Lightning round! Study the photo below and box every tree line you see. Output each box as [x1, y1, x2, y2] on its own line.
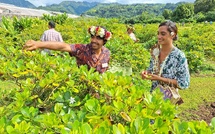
[37, 1, 215, 24]
[84, 1, 215, 24]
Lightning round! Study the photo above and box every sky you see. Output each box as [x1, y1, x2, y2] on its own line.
[28, 0, 194, 7]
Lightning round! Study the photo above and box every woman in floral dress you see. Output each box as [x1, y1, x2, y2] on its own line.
[141, 20, 190, 104]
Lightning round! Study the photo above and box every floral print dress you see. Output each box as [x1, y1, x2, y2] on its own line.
[147, 46, 190, 92]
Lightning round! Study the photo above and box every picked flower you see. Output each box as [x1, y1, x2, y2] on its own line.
[153, 47, 160, 57]
[69, 97, 76, 104]
[88, 26, 112, 40]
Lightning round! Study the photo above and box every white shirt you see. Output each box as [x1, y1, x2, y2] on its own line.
[129, 33, 137, 42]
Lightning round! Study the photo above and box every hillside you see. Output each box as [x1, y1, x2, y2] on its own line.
[0, 0, 35, 8]
[36, 2, 187, 19]
[37, 1, 99, 15]
[0, 3, 79, 19]
[84, 3, 179, 18]
[0, 0, 191, 20]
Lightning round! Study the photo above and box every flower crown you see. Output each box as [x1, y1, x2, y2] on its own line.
[88, 26, 112, 40]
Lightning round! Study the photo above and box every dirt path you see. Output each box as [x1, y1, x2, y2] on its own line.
[180, 102, 215, 124]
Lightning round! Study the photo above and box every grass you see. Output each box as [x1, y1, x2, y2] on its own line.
[179, 76, 215, 109]
[178, 75, 215, 122]
[178, 59, 215, 110]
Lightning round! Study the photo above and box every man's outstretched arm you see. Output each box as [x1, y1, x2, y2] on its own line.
[24, 40, 71, 52]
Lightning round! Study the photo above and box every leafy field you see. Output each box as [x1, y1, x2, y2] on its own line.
[1, 75, 215, 124]
[0, 15, 215, 133]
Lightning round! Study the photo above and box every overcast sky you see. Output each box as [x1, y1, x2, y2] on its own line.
[28, 0, 194, 7]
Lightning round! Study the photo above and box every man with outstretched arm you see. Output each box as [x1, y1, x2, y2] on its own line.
[24, 26, 112, 74]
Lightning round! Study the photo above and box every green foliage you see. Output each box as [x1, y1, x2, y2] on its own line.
[172, 3, 194, 22]
[85, 4, 168, 18]
[0, 0, 35, 8]
[37, 1, 99, 15]
[35, 1, 215, 23]
[162, 9, 172, 19]
[211, 117, 215, 131]
[0, 16, 17, 36]
[7, 0, 215, 24]
[13, 17, 33, 33]
[34, 1, 215, 24]
[193, 11, 215, 23]
[84, 3, 176, 24]
[194, 0, 215, 13]
[0, 17, 215, 133]
[185, 51, 205, 73]
[194, 12, 206, 22]
[205, 11, 215, 21]
[176, 23, 215, 72]
[41, 13, 68, 25]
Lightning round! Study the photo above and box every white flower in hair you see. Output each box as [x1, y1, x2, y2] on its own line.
[88, 26, 112, 40]
[99, 28, 105, 37]
[90, 26, 96, 35]
[170, 32, 174, 36]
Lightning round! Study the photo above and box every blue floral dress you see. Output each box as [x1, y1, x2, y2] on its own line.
[147, 46, 190, 92]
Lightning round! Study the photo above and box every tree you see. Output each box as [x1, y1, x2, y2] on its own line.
[205, 11, 215, 21]
[194, 12, 206, 22]
[172, 3, 194, 21]
[194, 0, 215, 13]
[141, 12, 153, 23]
[162, 9, 172, 19]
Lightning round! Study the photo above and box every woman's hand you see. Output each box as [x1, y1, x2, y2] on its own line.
[141, 71, 161, 81]
[141, 71, 151, 79]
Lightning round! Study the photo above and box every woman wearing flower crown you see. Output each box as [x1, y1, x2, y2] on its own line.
[141, 20, 190, 104]
[24, 26, 112, 73]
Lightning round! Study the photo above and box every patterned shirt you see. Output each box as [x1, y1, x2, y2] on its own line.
[147, 46, 190, 91]
[69, 44, 110, 73]
[40, 29, 63, 42]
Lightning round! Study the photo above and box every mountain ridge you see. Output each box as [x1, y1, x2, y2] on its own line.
[37, 1, 99, 15]
[0, 0, 35, 8]
[0, 0, 194, 19]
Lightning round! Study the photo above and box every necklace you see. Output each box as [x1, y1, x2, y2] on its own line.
[158, 46, 174, 76]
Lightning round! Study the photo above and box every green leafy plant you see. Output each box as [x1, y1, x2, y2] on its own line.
[0, 16, 215, 133]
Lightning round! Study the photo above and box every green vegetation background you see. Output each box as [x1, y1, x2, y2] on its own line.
[0, 15, 215, 133]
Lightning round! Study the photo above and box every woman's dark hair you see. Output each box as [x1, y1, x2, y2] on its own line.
[48, 21, 55, 28]
[159, 20, 178, 41]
